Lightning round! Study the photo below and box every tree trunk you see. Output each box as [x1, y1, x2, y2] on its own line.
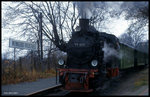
[48, 50, 51, 70]
[33, 56, 37, 70]
[19, 57, 22, 71]
[30, 51, 33, 71]
[134, 49, 137, 69]
[37, 40, 40, 59]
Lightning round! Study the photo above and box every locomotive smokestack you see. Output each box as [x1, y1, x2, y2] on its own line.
[79, 19, 89, 31]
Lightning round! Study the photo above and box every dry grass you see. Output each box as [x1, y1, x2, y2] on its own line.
[2, 66, 56, 85]
[134, 68, 148, 89]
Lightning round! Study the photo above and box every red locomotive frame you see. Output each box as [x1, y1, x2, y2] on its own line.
[57, 68, 98, 92]
[57, 67, 119, 92]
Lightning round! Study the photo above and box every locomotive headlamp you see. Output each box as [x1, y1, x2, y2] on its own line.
[91, 60, 98, 67]
[58, 59, 64, 65]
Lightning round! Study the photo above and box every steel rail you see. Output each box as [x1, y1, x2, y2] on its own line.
[26, 84, 62, 96]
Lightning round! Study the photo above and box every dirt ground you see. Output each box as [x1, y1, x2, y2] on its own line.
[56, 67, 149, 96]
[100, 68, 149, 96]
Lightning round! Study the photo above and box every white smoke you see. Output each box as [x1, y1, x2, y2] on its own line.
[74, 2, 111, 19]
[73, 1, 147, 19]
[102, 42, 120, 63]
[74, 2, 94, 19]
[73, 2, 123, 19]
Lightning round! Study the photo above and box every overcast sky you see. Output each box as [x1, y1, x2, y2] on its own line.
[1, 1, 149, 59]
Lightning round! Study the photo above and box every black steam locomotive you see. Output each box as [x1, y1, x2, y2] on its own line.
[57, 19, 120, 92]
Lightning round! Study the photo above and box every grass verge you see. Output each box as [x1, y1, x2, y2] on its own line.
[133, 68, 148, 89]
[2, 66, 56, 85]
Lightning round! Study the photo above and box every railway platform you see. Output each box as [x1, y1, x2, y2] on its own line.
[1, 76, 60, 96]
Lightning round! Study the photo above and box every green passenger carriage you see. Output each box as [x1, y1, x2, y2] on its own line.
[119, 42, 148, 70]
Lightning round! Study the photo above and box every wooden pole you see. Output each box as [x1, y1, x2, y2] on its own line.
[39, 12, 43, 72]
[39, 12, 43, 60]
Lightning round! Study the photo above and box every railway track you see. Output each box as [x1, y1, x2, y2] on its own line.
[26, 84, 70, 96]
[26, 66, 147, 96]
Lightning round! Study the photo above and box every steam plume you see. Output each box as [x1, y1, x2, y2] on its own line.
[102, 42, 120, 63]
[74, 2, 96, 19]
[73, 2, 122, 19]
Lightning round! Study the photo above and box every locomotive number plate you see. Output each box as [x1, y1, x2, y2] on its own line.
[74, 43, 86, 47]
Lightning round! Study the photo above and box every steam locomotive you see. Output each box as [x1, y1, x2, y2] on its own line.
[57, 19, 120, 92]
[57, 19, 148, 92]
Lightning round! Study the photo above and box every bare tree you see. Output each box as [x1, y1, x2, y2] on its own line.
[2, 1, 81, 71]
[116, 2, 148, 47]
[136, 40, 149, 53]
[119, 28, 147, 47]
[119, 33, 133, 46]
[90, 4, 112, 32]
[120, 2, 148, 21]
[2, 1, 81, 52]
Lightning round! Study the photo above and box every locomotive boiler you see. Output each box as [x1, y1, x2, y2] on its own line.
[57, 19, 120, 92]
